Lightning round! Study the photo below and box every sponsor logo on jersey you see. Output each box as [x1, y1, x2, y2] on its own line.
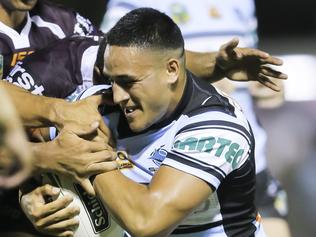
[10, 50, 34, 66]
[74, 13, 94, 36]
[5, 61, 44, 95]
[148, 145, 168, 172]
[74, 183, 110, 233]
[149, 145, 167, 166]
[174, 136, 244, 169]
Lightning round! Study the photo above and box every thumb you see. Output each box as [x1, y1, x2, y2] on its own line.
[87, 93, 114, 107]
[220, 37, 240, 60]
[223, 37, 239, 54]
[78, 178, 96, 196]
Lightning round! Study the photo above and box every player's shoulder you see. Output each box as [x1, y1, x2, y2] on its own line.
[30, 0, 76, 20]
[30, 0, 97, 36]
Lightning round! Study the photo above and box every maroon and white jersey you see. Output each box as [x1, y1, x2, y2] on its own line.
[4, 35, 102, 98]
[0, 0, 99, 79]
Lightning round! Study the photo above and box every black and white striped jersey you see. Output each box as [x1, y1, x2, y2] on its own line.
[0, 0, 99, 79]
[105, 72, 264, 236]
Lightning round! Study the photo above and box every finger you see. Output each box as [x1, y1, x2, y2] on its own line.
[39, 195, 74, 218]
[85, 140, 113, 153]
[91, 128, 108, 142]
[260, 66, 288, 80]
[40, 230, 74, 237]
[221, 37, 240, 54]
[43, 218, 79, 232]
[89, 150, 117, 162]
[58, 231, 75, 237]
[86, 161, 119, 175]
[38, 184, 61, 199]
[239, 48, 270, 59]
[78, 178, 95, 196]
[258, 74, 281, 92]
[82, 150, 117, 171]
[260, 56, 283, 66]
[36, 205, 80, 228]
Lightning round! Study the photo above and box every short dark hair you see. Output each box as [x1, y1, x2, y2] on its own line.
[107, 7, 184, 51]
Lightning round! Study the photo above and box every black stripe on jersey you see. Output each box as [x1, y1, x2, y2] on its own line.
[176, 120, 252, 144]
[187, 105, 237, 119]
[166, 152, 225, 183]
[171, 150, 226, 178]
[172, 220, 223, 234]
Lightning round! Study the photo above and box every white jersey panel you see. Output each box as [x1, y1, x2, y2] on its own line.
[31, 15, 66, 39]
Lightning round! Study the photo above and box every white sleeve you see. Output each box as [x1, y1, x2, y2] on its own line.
[162, 120, 252, 190]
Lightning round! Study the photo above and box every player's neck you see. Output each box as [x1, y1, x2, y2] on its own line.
[166, 72, 187, 118]
[0, 7, 27, 30]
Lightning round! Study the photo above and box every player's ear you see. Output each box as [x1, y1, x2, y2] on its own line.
[166, 58, 180, 84]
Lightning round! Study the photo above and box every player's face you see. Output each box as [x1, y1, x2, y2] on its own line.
[0, 0, 38, 11]
[104, 45, 176, 132]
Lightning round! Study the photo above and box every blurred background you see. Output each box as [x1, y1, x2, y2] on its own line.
[52, 0, 316, 236]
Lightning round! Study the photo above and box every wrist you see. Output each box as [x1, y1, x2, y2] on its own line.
[30, 142, 52, 174]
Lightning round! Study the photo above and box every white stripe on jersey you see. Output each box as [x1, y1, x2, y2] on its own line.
[31, 15, 66, 39]
[0, 13, 32, 49]
[80, 45, 99, 87]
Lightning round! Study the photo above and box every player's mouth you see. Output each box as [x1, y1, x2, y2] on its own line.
[123, 106, 139, 118]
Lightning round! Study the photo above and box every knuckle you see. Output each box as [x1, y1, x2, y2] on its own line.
[30, 210, 40, 219]
[72, 206, 80, 215]
[72, 218, 80, 226]
[43, 184, 52, 192]
[35, 219, 44, 228]
[61, 196, 73, 206]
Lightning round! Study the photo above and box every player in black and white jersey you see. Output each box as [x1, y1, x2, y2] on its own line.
[10, 16, 288, 237]
[0, 0, 99, 80]
[102, 3, 290, 236]
[90, 8, 264, 236]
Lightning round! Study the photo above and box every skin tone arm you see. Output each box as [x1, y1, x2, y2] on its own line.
[185, 38, 288, 91]
[0, 81, 109, 135]
[0, 84, 32, 188]
[93, 166, 211, 237]
[1, 81, 118, 195]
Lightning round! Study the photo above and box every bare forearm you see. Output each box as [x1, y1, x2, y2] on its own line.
[185, 50, 224, 82]
[94, 172, 172, 237]
[0, 81, 63, 127]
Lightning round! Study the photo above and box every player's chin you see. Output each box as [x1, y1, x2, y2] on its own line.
[128, 120, 150, 133]
[16, 0, 38, 10]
